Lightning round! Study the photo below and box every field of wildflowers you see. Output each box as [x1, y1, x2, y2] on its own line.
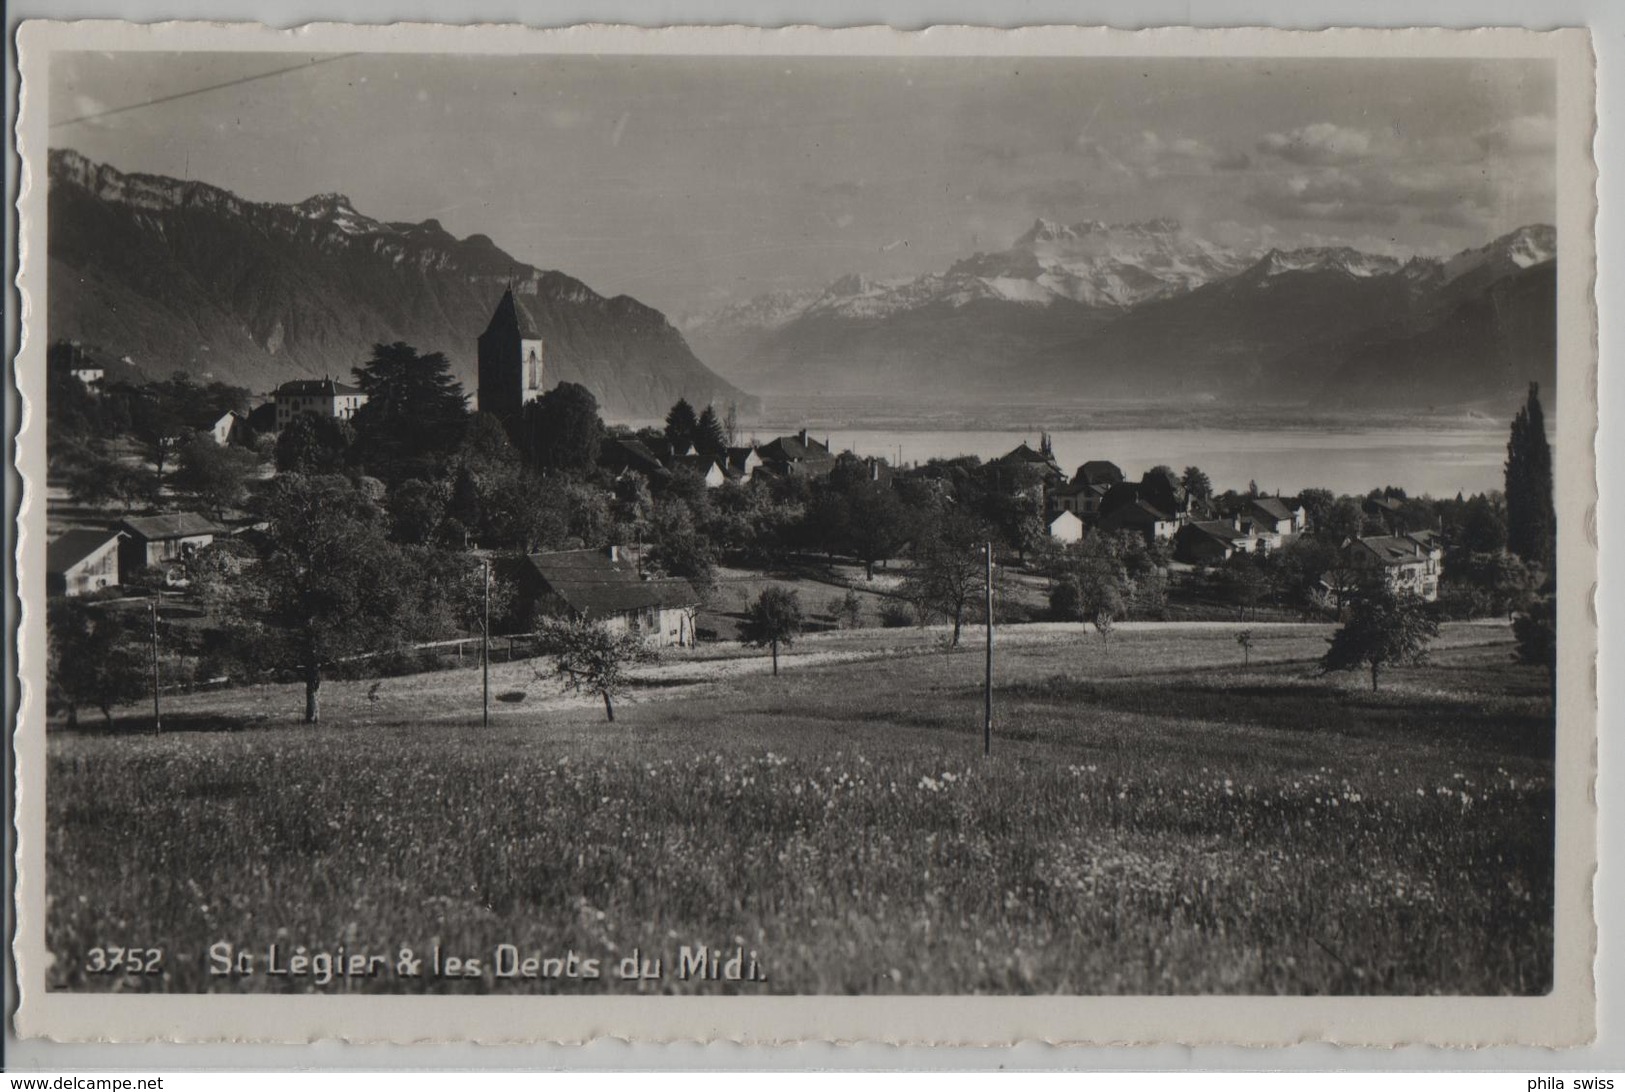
[46, 623, 1553, 994]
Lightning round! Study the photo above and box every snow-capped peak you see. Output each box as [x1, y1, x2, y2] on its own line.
[1246, 246, 1403, 281]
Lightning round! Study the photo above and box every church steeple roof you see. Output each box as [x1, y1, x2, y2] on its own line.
[482, 287, 543, 340]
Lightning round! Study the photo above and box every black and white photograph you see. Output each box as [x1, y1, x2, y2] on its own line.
[10, 21, 1598, 1046]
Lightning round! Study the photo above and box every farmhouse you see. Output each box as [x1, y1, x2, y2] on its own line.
[515, 546, 700, 647]
[116, 512, 221, 580]
[477, 288, 547, 422]
[274, 378, 367, 429]
[1096, 498, 1181, 542]
[47, 529, 123, 597]
[1331, 533, 1444, 602]
[1174, 519, 1255, 564]
[189, 408, 249, 447]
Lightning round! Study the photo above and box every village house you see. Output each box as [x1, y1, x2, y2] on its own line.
[1046, 459, 1125, 522]
[724, 446, 763, 480]
[1173, 514, 1286, 564]
[477, 288, 548, 422]
[671, 454, 727, 488]
[599, 436, 668, 479]
[514, 545, 700, 647]
[1096, 498, 1182, 542]
[116, 512, 221, 581]
[1326, 533, 1444, 603]
[49, 340, 113, 390]
[273, 377, 367, 429]
[757, 430, 836, 477]
[1244, 495, 1307, 535]
[1047, 510, 1085, 543]
[185, 408, 251, 447]
[47, 529, 124, 597]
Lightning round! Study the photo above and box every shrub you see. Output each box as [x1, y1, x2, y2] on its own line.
[877, 600, 914, 628]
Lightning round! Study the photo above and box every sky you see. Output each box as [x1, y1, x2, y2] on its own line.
[48, 51, 1556, 319]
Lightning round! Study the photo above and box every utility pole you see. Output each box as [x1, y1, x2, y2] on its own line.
[983, 541, 993, 758]
[150, 592, 162, 732]
[482, 556, 491, 728]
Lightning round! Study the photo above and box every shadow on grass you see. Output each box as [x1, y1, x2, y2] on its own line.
[1004, 662, 1555, 759]
[52, 710, 276, 736]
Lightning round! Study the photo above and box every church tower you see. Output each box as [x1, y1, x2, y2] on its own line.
[477, 288, 546, 422]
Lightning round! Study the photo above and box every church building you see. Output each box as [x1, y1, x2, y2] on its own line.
[477, 288, 547, 421]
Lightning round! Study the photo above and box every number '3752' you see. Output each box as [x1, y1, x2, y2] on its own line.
[86, 947, 163, 974]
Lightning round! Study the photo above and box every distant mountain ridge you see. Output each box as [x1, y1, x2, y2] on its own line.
[685, 218, 1555, 413]
[47, 148, 753, 419]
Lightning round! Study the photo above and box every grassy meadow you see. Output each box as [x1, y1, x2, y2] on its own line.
[46, 621, 1554, 995]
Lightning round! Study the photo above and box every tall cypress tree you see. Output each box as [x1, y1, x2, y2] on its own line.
[1504, 381, 1555, 570]
[664, 397, 698, 454]
[695, 404, 728, 460]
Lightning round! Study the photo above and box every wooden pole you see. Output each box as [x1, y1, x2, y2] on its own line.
[983, 542, 993, 758]
[150, 592, 162, 731]
[482, 557, 491, 728]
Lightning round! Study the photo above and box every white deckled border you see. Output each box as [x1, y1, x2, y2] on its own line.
[10, 19, 1599, 1046]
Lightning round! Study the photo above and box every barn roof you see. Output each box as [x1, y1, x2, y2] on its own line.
[118, 512, 222, 541]
[524, 548, 701, 616]
[1248, 496, 1296, 521]
[47, 528, 123, 574]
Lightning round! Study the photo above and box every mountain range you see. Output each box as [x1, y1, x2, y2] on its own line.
[684, 217, 1556, 413]
[46, 149, 752, 419]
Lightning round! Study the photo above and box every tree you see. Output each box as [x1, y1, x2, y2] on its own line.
[47, 599, 148, 728]
[844, 480, 914, 580]
[65, 451, 150, 513]
[172, 435, 261, 519]
[274, 412, 352, 475]
[1181, 466, 1214, 503]
[535, 617, 657, 721]
[1297, 487, 1336, 531]
[828, 587, 864, 629]
[740, 587, 803, 675]
[260, 474, 416, 723]
[387, 478, 450, 546]
[648, 498, 717, 594]
[350, 342, 469, 484]
[1236, 629, 1254, 667]
[1505, 382, 1555, 570]
[1318, 496, 1365, 544]
[664, 398, 699, 454]
[903, 506, 989, 647]
[694, 404, 729, 460]
[522, 381, 604, 472]
[1320, 587, 1440, 692]
[1512, 595, 1557, 691]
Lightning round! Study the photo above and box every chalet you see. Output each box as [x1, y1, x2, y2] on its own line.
[515, 546, 700, 647]
[274, 378, 367, 429]
[47, 529, 123, 597]
[1329, 533, 1444, 603]
[48, 340, 113, 390]
[758, 430, 836, 477]
[116, 512, 221, 580]
[1246, 496, 1306, 535]
[1047, 510, 1085, 543]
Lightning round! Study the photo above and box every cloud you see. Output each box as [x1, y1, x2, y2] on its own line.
[1474, 114, 1556, 157]
[1214, 150, 1252, 171]
[1256, 122, 1379, 166]
[1243, 159, 1514, 230]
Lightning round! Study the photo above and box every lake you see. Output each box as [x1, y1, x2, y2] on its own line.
[750, 424, 1516, 498]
